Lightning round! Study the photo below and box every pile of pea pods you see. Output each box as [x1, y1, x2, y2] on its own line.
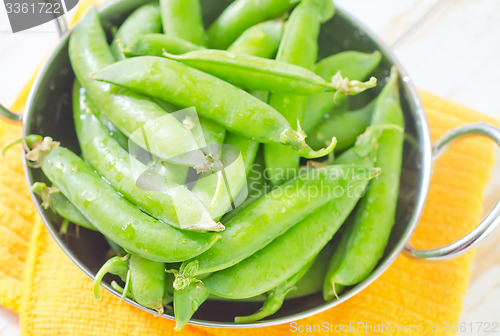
[25, 0, 405, 330]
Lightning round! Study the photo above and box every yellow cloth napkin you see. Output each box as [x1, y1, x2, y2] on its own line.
[0, 2, 498, 334]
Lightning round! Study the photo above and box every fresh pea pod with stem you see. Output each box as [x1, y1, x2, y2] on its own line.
[308, 98, 376, 152]
[234, 257, 314, 323]
[160, 0, 205, 46]
[94, 56, 335, 159]
[220, 151, 270, 223]
[263, 0, 335, 186]
[323, 68, 405, 301]
[24, 136, 220, 262]
[74, 83, 222, 231]
[227, 19, 284, 58]
[93, 255, 129, 300]
[31, 182, 96, 231]
[69, 7, 206, 167]
[163, 50, 376, 95]
[207, 0, 300, 50]
[202, 157, 377, 298]
[110, 3, 162, 60]
[123, 34, 202, 57]
[191, 162, 378, 276]
[191, 133, 259, 220]
[303, 51, 382, 133]
[93, 254, 166, 314]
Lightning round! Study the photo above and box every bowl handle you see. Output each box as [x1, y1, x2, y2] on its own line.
[405, 122, 500, 261]
[0, 104, 23, 122]
[0, 3, 67, 124]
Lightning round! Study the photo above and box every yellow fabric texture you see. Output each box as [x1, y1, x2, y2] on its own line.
[0, 1, 498, 334]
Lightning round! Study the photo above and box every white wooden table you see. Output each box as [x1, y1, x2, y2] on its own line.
[1, 1, 499, 335]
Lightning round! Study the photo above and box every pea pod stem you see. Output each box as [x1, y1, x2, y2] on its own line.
[331, 72, 377, 98]
[121, 270, 132, 300]
[307, 98, 376, 152]
[304, 51, 382, 133]
[280, 124, 337, 159]
[31, 182, 96, 231]
[93, 255, 129, 300]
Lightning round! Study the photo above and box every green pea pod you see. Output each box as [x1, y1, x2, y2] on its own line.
[288, 242, 335, 298]
[74, 83, 222, 232]
[207, 0, 300, 49]
[228, 19, 284, 58]
[195, 23, 275, 223]
[205, 252, 321, 302]
[173, 282, 209, 331]
[307, 98, 376, 151]
[32, 182, 96, 231]
[123, 34, 202, 57]
[234, 257, 314, 323]
[323, 68, 404, 300]
[160, 0, 205, 46]
[198, 118, 226, 161]
[264, 0, 336, 186]
[202, 158, 376, 298]
[129, 255, 165, 314]
[193, 163, 378, 276]
[93, 255, 129, 300]
[304, 51, 382, 133]
[94, 255, 166, 314]
[111, 3, 162, 60]
[25, 138, 221, 262]
[192, 133, 259, 220]
[163, 50, 375, 95]
[220, 151, 270, 223]
[93, 56, 335, 159]
[69, 7, 205, 167]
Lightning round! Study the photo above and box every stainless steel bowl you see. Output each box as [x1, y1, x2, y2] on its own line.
[4, 0, 498, 328]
